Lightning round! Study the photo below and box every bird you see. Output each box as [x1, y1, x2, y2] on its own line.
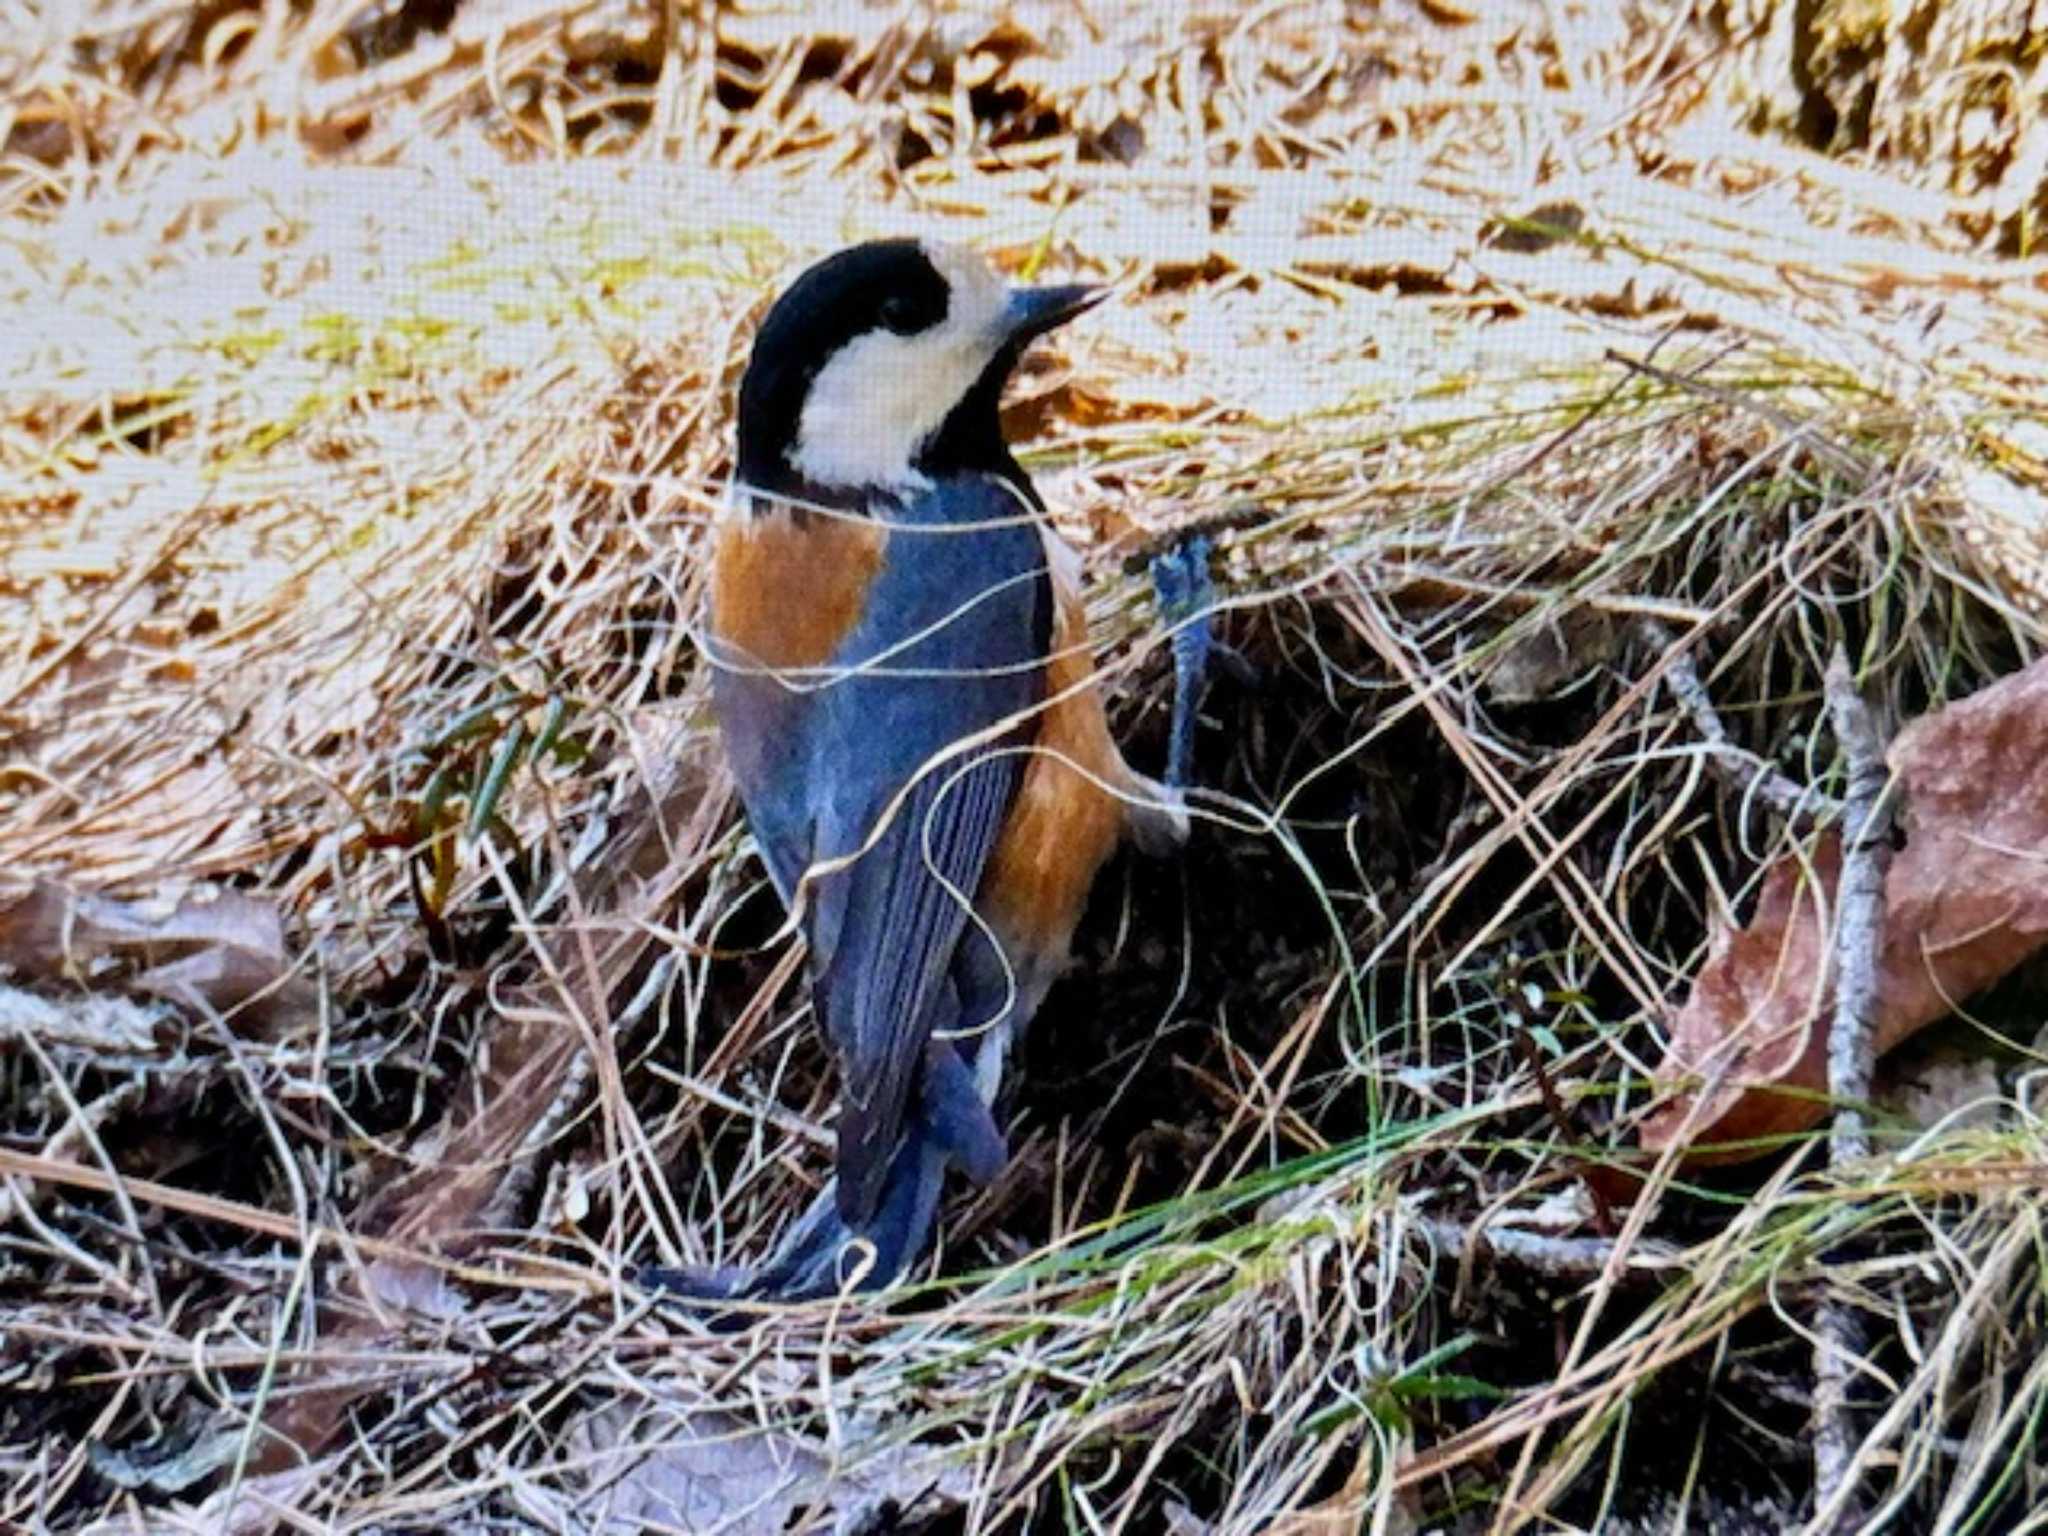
[683, 238, 1186, 1302]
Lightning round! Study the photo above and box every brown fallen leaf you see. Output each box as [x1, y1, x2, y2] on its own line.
[0, 877, 313, 1033]
[1642, 654, 2048, 1159]
[527, 1402, 972, 1536]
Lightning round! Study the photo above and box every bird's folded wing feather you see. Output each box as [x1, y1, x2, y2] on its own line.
[810, 747, 1019, 1223]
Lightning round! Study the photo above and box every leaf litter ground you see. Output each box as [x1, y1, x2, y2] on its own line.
[5, 3, 2048, 1532]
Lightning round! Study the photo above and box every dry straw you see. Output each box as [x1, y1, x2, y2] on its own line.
[4, 2, 2047, 1532]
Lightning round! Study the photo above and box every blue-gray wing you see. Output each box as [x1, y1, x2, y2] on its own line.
[713, 478, 1050, 1226]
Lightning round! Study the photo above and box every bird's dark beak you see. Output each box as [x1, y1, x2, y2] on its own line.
[1001, 282, 1108, 344]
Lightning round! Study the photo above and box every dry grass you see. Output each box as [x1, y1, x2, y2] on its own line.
[5, 2, 2048, 1532]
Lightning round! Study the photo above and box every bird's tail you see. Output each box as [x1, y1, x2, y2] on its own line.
[746, 1132, 952, 1300]
[750, 1039, 1003, 1300]
[643, 1039, 1004, 1308]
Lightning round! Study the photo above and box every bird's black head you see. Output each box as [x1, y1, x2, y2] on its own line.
[735, 239, 1104, 508]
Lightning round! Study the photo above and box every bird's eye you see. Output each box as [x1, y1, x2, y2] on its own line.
[877, 294, 919, 334]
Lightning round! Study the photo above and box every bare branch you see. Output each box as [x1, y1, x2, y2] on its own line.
[1642, 619, 1838, 829]
[1811, 645, 1896, 1534]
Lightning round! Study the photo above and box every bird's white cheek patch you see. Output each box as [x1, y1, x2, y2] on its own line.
[791, 327, 990, 490]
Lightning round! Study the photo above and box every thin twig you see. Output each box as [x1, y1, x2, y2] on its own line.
[1822, 649, 1893, 1163]
[1641, 619, 1839, 828]
[1811, 645, 1895, 1534]
[1511, 1028, 1617, 1237]
[1417, 1215, 1680, 1283]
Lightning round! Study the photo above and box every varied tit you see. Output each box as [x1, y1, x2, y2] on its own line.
[690, 239, 1185, 1301]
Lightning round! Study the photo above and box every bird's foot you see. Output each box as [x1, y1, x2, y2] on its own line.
[1126, 778, 1191, 855]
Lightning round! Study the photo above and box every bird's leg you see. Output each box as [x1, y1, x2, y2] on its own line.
[919, 1034, 1008, 1182]
[1147, 533, 1218, 790]
[1130, 507, 1266, 790]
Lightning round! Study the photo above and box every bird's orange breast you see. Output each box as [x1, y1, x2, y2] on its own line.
[711, 510, 887, 669]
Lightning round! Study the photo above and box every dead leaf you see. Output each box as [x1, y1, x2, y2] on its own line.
[1883, 1050, 2003, 1135]
[1643, 655, 2048, 1158]
[89, 1421, 245, 1494]
[1480, 199, 1589, 254]
[1484, 609, 1620, 704]
[0, 878, 313, 1032]
[543, 1404, 971, 1536]
[75, 1457, 339, 1536]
